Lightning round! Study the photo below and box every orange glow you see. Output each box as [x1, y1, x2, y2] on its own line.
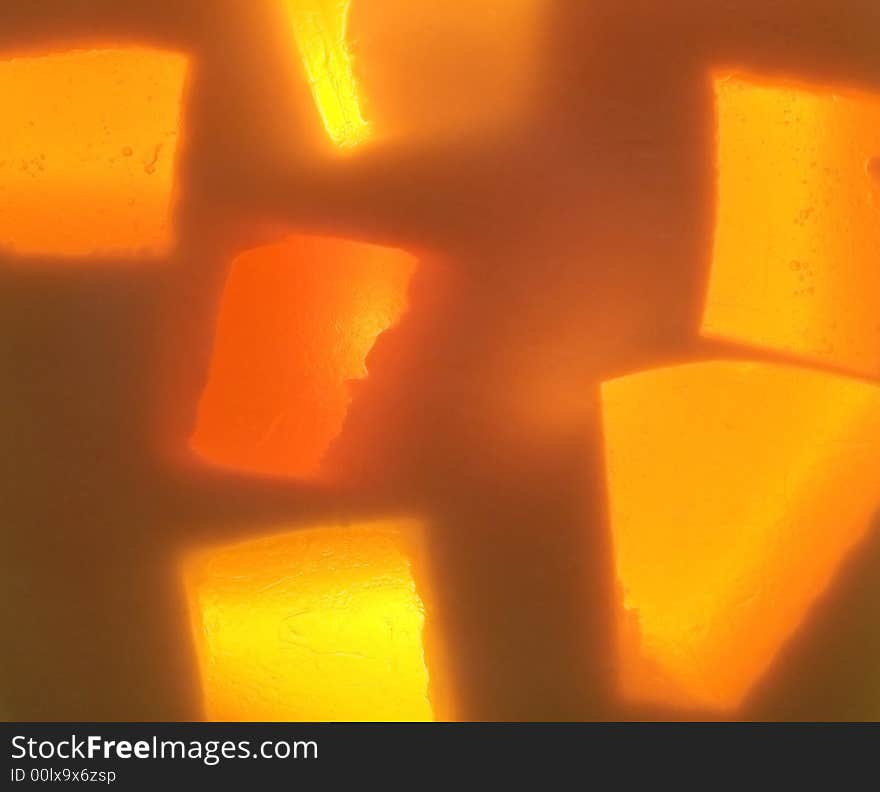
[704, 75, 880, 377]
[0, 48, 187, 259]
[346, 0, 541, 143]
[183, 520, 433, 722]
[287, 0, 370, 148]
[602, 361, 880, 711]
[190, 234, 415, 479]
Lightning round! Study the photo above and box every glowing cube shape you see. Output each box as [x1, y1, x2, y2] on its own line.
[703, 75, 880, 378]
[190, 234, 415, 479]
[602, 361, 880, 710]
[287, 0, 370, 147]
[183, 520, 433, 721]
[0, 48, 188, 258]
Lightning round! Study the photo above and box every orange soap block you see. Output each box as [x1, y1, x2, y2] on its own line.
[0, 48, 188, 259]
[601, 361, 880, 711]
[190, 234, 415, 479]
[703, 75, 880, 378]
[183, 520, 433, 722]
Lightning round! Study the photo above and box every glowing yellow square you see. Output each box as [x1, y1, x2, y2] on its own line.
[183, 520, 433, 722]
[0, 48, 188, 259]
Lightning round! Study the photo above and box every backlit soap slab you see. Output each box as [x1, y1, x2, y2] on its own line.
[704, 75, 880, 378]
[190, 234, 415, 479]
[183, 519, 433, 722]
[0, 48, 188, 259]
[602, 361, 880, 710]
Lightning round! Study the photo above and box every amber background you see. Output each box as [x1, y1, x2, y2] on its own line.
[1, 0, 879, 721]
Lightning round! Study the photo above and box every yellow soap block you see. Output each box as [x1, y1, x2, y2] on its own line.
[703, 75, 880, 378]
[345, 0, 542, 143]
[0, 48, 188, 259]
[183, 520, 433, 722]
[602, 361, 880, 711]
[286, 0, 370, 148]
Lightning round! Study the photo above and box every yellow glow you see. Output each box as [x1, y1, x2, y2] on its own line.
[704, 75, 880, 377]
[287, 0, 370, 148]
[183, 520, 433, 721]
[0, 48, 187, 258]
[602, 361, 880, 711]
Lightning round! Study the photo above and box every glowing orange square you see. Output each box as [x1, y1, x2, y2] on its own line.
[602, 361, 880, 710]
[190, 234, 415, 479]
[703, 75, 880, 378]
[0, 48, 188, 259]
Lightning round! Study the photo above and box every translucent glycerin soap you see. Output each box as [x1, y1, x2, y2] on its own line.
[183, 520, 433, 721]
[704, 75, 880, 378]
[602, 361, 880, 710]
[190, 234, 415, 479]
[0, 48, 188, 259]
